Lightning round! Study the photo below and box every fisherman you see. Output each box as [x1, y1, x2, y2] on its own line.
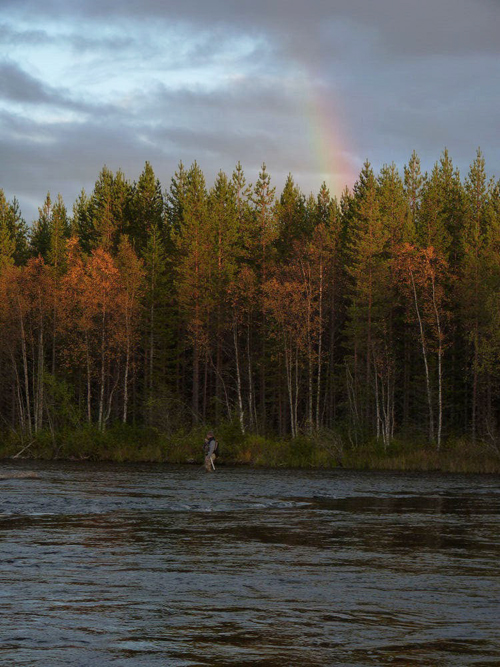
[203, 431, 218, 472]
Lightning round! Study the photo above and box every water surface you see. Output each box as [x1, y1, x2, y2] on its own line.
[1, 462, 499, 665]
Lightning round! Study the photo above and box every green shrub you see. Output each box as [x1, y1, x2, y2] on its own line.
[1, 423, 499, 473]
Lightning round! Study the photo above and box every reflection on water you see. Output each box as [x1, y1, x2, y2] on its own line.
[0, 463, 499, 665]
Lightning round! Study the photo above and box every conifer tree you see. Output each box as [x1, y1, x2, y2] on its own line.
[172, 162, 211, 422]
[116, 236, 145, 423]
[480, 179, 500, 440]
[250, 163, 276, 430]
[90, 166, 131, 251]
[128, 161, 164, 253]
[0, 191, 28, 265]
[142, 219, 170, 426]
[378, 163, 412, 244]
[345, 162, 394, 443]
[30, 192, 52, 260]
[1, 149, 500, 450]
[404, 150, 424, 230]
[460, 149, 490, 439]
[208, 170, 241, 421]
[71, 189, 93, 251]
[275, 174, 307, 257]
[229, 162, 254, 430]
[167, 161, 189, 232]
[314, 183, 342, 429]
[48, 194, 70, 272]
[0, 190, 16, 271]
[231, 161, 253, 248]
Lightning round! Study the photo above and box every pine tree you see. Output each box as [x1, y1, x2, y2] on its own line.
[315, 182, 343, 429]
[128, 161, 164, 254]
[90, 166, 131, 251]
[229, 162, 254, 431]
[208, 170, 242, 421]
[250, 163, 276, 431]
[460, 149, 490, 439]
[419, 150, 464, 263]
[172, 162, 211, 423]
[0, 190, 16, 271]
[142, 220, 171, 426]
[116, 236, 145, 423]
[378, 163, 412, 245]
[30, 192, 52, 260]
[167, 161, 189, 233]
[404, 150, 424, 230]
[48, 194, 70, 272]
[345, 162, 394, 443]
[275, 174, 307, 257]
[0, 191, 28, 265]
[71, 189, 93, 252]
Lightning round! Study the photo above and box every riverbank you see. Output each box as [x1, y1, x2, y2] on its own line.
[1, 424, 499, 474]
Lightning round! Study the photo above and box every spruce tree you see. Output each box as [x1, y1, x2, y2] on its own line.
[128, 161, 164, 254]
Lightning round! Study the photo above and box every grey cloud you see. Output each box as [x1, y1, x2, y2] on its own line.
[1, 0, 499, 222]
[0, 61, 65, 105]
[0, 112, 171, 221]
[340, 51, 500, 166]
[130, 78, 318, 173]
[0, 22, 51, 46]
[3, 0, 499, 57]
[0, 20, 142, 57]
[0, 60, 124, 117]
[147, 79, 296, 122]
[64, 32, 138, 54]
[0, 67, 318, 224]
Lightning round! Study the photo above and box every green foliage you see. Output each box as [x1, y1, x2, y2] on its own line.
[44, 373, 82, 432]
[30, 192, 52, 259]
[128, 161, 164, 254]
[2, 424, 497, 473]
[275, 174, 307, 256]
[0, 189, 28, 267]
[71, 189, 93, 251]
[2, 150, 500, 470]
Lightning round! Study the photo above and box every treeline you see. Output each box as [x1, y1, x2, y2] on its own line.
[1, 149, 500, 452]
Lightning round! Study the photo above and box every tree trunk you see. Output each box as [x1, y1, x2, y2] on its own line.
[431, 273, 443, 450]
[123, 321, 130, 424]
[410, 268, 434, 443]
[98, 311, 106, 431]
[247, 325, 256, 431]
[86, 335, 92, 424]
[284, 339, 295, 438]
[18, 305, 32, 437]
[192, 333, 200, 423]
[233, 319, 245, 433]
[316, 259, 323, 430]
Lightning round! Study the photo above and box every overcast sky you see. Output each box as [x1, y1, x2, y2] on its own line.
[1, 0, 499, 223]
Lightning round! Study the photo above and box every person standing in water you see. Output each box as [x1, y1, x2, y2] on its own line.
[203, 431, 218, 472]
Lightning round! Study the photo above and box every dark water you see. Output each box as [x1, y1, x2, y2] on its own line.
[0, 462, 499, 666]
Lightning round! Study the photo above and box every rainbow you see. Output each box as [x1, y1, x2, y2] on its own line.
[302, 73, 358, 197]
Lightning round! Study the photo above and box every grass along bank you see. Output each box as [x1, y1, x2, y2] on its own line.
[1, 423, 500, 474]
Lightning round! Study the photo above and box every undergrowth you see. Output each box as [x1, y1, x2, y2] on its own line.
[1, 424, 499, 473]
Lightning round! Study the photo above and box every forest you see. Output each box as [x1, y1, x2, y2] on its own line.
[1, 149, 500, 469]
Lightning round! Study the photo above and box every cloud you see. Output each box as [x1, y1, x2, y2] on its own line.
[4, 0, 499, 57]
[0, 0, 499, 222]
[0, 22, 51, 46]
[0, 61, 67, 105]
[0, 60, 128, 122]
[0, 70, 317, 222]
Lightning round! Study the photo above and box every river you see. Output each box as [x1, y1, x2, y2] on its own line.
[0, 462, 499, 665]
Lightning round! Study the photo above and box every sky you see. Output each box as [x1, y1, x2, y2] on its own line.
[1, 0, 499, 223]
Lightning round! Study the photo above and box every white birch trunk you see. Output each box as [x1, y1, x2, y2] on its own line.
[410, 268, 434, 443]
